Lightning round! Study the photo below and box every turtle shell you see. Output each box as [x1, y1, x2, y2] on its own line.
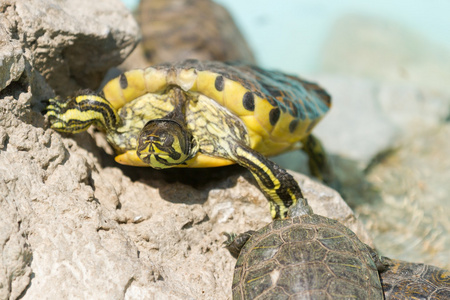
[231, 213, 383, 299]
[100, 60, 331, 167]
[380, 257, 450, 299]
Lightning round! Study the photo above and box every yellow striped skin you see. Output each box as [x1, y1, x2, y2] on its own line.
[46, 60, 331, 219]
[46, 95, 121, 133]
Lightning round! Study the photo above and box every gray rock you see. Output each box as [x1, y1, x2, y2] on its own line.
[1, 0, 139, 96]
[360, 124, 450, 270]
[0, 24, 25, 92]
[280, 75, 450, 168]
[0, 84, 372, 300]
[0, 2, 376, 297]
[313, 76, 400, 165]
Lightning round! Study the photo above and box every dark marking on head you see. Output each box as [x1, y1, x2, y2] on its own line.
[119, 74, 128, 89]
[215, 75, 224, 91]
[242, 92, 255, 111]
[289, 119, 298, 133]
[269, 108, 280, 126]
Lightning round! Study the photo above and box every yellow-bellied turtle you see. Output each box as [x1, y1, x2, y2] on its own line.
[224, 198, 384, 299]
[380, 257, 450, 299]
[45, 60, 332, 219]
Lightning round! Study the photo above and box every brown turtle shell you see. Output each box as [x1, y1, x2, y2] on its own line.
[232, 213, 383, 299]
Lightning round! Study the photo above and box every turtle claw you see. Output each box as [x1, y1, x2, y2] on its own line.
[221, 232, 237, 247]
[222, 230, 255, 259]
[45, 97, 65, 116]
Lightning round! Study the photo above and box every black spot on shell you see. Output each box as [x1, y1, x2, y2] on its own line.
[215, 75, 224, 91]
[243, 92, 255, 111]
[289, 120, 299, 133]
[119, 74, 128, 89]
[269, 108, 280, 126]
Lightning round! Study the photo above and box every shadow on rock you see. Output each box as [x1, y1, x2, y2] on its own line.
[70, 129, 250, 205]
[331, 154, 384, 209]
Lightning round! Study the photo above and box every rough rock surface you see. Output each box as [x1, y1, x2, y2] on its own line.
[1, 0, 139, 97]
[0, 89, 371, 299]
[0, 2, 377, 298]
[0, 8, 372, 296]
[0, 24, 24, 92]
[361, 125, 450, 269]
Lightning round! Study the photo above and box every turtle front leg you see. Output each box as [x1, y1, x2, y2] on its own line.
[45, 95, 121, 133]
[229, 143, 304, 219]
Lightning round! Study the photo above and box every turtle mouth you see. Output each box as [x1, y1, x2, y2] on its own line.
[137, 141, 182, 169]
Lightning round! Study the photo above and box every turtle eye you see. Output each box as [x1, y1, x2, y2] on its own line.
[161, 134, 174, 147]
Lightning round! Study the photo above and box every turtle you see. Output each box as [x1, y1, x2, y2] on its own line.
[379, 256, 450, 299]
[224, 197, 385, 299]
[45, 59, 332, 219]
[224, 200, 450, 300]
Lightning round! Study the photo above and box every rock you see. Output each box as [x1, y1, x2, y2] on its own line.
[360, 124, 450, 269]
[121, 0, 255, 70]
[0, 88, 371, 299]
[312, 76, 450, 269]
[307, 76, 450, 166]
[0, 0, 139, 96]
[0, 110, 372, 299]
[0, 1, 375, 297]
[0, 24, 25, 92]
[312, 76, 400, 165]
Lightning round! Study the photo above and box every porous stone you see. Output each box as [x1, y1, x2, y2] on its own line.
[361, 124, 450, 269]
[0, 0, 139, 96]
[0, 2, 375, 297]
[0, 24, 25, 92]
[0, 91, 371, 299]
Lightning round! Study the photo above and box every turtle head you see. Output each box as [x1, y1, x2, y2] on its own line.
[137, 119, 195, 169]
